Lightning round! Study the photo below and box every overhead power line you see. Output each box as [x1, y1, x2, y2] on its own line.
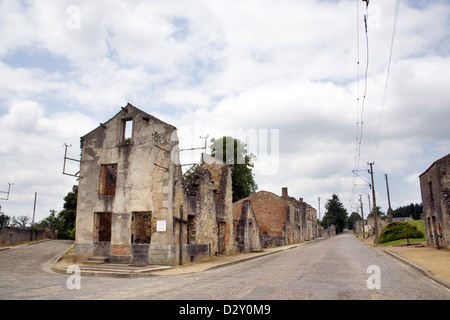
[369, 0, 401, 162]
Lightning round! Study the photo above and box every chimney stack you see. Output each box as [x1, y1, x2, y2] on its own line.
[299, 198, 303, 203]
[282, 187, 288, 199]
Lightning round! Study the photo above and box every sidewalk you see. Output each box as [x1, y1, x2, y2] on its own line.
[359, 236, 450, 290]
[51, 241, 314, 278]
[380, 244, 450, 289]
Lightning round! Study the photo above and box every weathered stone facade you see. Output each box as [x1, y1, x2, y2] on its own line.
[75, 104, 186, 265]
[419, 153, 450, 249]
[366, 213, 388, 237]
[233, 200, 262, 252]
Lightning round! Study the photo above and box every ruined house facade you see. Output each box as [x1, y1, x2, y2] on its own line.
[74, 104, 236, 265]
[419, 153, 450, 249]
[233, 200, 262, 253]
[185, 154, 235, 260]
[75, 104, 187, 264]
[232, 187, 319, 248]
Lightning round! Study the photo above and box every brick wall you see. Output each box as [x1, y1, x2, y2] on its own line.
[233, 190, 287, 248]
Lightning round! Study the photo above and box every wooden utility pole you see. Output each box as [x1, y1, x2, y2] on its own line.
[368, 162, 379, 245]
[385, 173, 393, 223]
[359, 194, 365, 239]
[31, 192, 37, 241]
[318, 197, 321, 221]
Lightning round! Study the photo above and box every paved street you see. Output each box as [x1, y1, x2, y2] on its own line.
[1, 232, 449, 300]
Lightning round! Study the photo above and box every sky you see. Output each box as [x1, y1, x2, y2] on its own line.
[0, 0, 449, 223]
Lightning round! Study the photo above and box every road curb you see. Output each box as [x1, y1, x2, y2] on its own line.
[379, 248, 450, 290]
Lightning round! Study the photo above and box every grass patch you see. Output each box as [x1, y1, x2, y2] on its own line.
[375, 237, 426, 247]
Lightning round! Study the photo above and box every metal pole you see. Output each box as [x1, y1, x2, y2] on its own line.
[359, 194, 365, 239]
[31, 192, 37, 241]
[318, 197, 321, 221]
[368, 162, 379, 245]
[63, 144, 68, 174]
[385, 173, 393, 223]
[179, 206, 183, 265]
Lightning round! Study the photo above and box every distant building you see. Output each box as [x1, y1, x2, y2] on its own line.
[419, 153, 450, 249]
[233, 187, 319, 248]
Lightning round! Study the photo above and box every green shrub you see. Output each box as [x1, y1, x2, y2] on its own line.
[379, 222, 424, 244]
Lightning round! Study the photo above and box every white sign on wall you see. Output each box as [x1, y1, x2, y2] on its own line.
[156, 220, 166, 232]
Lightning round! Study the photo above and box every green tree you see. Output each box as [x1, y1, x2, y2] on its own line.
[210, 136, 258, 202]
[370, 206, 385, 217]
[393, 203, 423, 220]
[0, 212, 11, 227]
[320, 194, 348, 234]
[35, 185, 77, 239]
[348, 211, 361, 230]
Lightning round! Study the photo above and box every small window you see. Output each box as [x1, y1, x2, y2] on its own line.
[99, 164, 117, 196]
[428, 181, 434, 203]
[121, 119, 133, 144]
[131, 212, 152, 244]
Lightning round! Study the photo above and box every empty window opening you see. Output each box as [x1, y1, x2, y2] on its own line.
[99, 164, 117, 196]
[95, 212, 112, 242]
[131, 212, 152, 244]
[187, 215, 196, 244]
[213, 189, 219, 205]
[122, 119, 133, 143]
[428, 181, 434, 203]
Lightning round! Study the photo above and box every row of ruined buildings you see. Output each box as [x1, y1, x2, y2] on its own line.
[74, 104, 324, 265]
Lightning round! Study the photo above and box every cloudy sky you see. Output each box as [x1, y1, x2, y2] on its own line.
[0, 0, 449, 223]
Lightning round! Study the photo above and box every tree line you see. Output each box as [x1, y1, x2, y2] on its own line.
[0, 186, 77, 240]
[320, 194, 423, 234]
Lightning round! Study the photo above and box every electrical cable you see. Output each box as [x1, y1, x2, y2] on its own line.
[369, 0, 401, 162]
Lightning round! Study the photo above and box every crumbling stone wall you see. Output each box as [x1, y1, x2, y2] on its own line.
[0, 227, 57, 246]
[234, 200, 261, 252]
[420, 153, 450, 249]
[235, 190, 287, 248]
[366, 213, 388, 238]
[200, 154, 235, 255]
[74, 104, 182, 265]
[233, 188, 318, 248]
[186, 168, 218, 257]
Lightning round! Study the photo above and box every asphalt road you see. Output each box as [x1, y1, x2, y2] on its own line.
[1, 232, 449, 300]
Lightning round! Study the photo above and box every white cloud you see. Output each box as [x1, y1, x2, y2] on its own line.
[0, 101, 97, 221]
[0, 0, 449, 220]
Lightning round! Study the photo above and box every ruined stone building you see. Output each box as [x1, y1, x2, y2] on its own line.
[366, 213, 387, 237]
[74, 104, 238, 265]
[75, 104, 187, 264]
[185, 153, 235, 260]
[233, 199, 262, 253]
[232, 187, 318, 248]
[420, 153, 450, 249]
